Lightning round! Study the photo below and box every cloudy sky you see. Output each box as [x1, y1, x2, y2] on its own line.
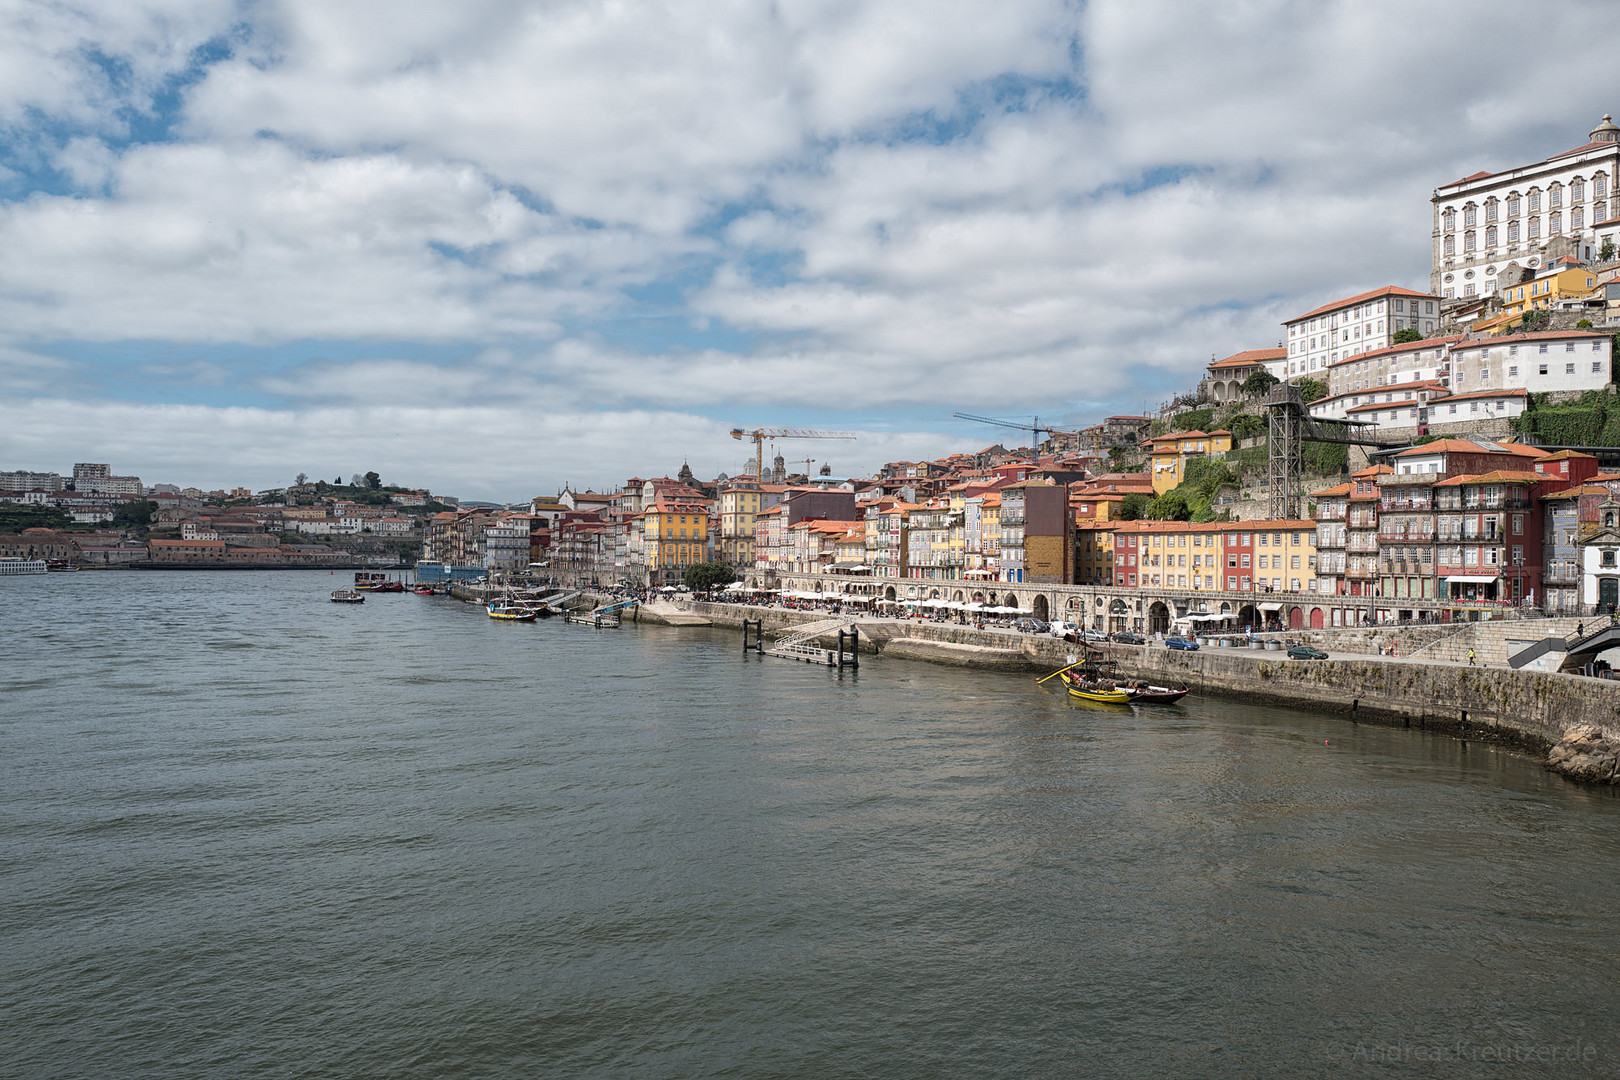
[2, 0, 1616, 500]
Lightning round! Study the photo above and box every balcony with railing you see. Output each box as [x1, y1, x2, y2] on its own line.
[1345, 536, 1380, 553]
[1378, 522, 1436, 541]
[1542, 565, 1579, 586]
[1378, 496, 1434, 511]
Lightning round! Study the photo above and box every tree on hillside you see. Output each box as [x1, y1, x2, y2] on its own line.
[364, 471, 382, 490]
[1392, 327, 1422, 344]
[684, 562, 737, 592]
[1117, 492, 1149, 520]
[1147, 490, 1192, 521]
[112, 500, 157, 529]
[1228, 413, 1265, 442]
[1241, 369, 1278, 398]
[1297, 377, 1327, 403]
[295, 472, 308, 486]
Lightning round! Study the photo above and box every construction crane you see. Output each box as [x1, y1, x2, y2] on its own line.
[788, 457, 817, 477]
[729, 428, 856, 482]
[952, 412, 1076, 445]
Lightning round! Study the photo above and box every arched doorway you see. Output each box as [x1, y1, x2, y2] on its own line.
[1147, 601, 1170, 635]
[929, 588, 940, 599]
[884, 585, 896, 601]
[1032, 595, 1050, 621]
[1236, 603, 1258, 628]
[1288, 607, 1304, 630]
[1003, 592, 1019, 612]
[953, 590, 964, 602]
[987, 592, 998, 606]
[1309, 607, 1324, 629]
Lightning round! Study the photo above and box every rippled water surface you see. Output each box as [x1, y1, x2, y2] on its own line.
[4, 570, 1619, 1078]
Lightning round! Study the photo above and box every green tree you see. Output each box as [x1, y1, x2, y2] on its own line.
[1577, 319, 1594, 329]
[1297, 377, 1327, 403]
[295, 472, 308, 486]
[1170, 408, 1215, 432]
[1228, 412, 1265, 442]
[112, 499, 157, 529]
[1602, 239, 1615, 263]
[1392, 327, 1422, 344]
[364, 471, 382, 490]
[1240, 369, 1279, 398]
[683, 561, 737, 592]
[1147, 490, 1192, 521]
[1117, 492, 1150, 520]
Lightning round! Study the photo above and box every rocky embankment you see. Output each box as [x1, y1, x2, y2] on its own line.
[1546, 725, 1620, 784]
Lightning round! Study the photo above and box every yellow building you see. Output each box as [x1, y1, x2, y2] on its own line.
[1074, 522, 1117, 585]
[1147, 429, 1235, 494]
[717, 482, 762, 569]
[1500, 261, 1599, 318]
[643, 498, 711, 582]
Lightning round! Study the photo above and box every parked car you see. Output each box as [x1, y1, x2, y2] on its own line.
[1013, 618, 1050, 634]
[1287, 644, 1330, 660]
[1081, 628, 1110, 644]
[1046, 620, 1081, 642]
[1164, 635, 1199, 651]
[1111, 631, 1145, 645]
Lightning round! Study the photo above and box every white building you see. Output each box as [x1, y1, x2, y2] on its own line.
[1432, 114, 1620, 299]
[1310, 329, 1611, 422]
[1283, 286, 1442, 377]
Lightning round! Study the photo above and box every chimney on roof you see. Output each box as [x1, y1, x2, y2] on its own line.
[1592, 113, 1619, 145]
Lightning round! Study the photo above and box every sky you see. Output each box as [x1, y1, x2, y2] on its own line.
[2, 0, 1618, 501]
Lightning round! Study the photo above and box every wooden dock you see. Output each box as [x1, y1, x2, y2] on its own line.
[743, 617, 860, 668]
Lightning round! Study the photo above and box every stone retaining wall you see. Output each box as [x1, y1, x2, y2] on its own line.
[673, 600, 1620, 772]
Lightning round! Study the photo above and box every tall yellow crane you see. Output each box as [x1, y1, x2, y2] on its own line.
[729, 427, 856, 482]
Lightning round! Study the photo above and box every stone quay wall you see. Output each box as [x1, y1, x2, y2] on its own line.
[661, 601, 1620, 764]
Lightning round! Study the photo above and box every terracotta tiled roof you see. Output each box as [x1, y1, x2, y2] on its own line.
[1327, 334, 1462, 368]
[1433, 470, 1544, 487]
[1289, 286, 1436, 324]
[1208, 348, 1286, 370]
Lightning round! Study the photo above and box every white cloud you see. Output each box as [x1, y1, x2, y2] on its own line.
[3, 0, 1620, 490]
[0, 397, 973, 499]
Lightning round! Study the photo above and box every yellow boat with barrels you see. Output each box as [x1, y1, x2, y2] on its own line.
[1065, 681, 1132, 705]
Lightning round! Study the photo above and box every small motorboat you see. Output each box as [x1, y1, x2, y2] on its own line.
[413, 585, 436, 595]
[374, 581, 406, 593]
[330, 589, 365, 603]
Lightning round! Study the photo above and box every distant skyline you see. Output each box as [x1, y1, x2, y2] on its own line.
[3, 1, 1618, 500]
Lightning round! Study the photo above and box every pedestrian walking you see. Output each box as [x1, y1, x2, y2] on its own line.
[1468, 648, 1476, 666]
[1577, 621, 1584, 638]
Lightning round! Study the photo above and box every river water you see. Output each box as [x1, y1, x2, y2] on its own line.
[3, 570, 1618, 1078]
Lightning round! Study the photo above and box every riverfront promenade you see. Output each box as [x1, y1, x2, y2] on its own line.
[639, 598, 1620, 780]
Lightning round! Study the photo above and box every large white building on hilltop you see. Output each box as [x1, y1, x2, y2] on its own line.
[1282, 286, 1442, 377]
[1431, 114, 1620, 299]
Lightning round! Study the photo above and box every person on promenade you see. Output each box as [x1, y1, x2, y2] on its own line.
[1577, 621, 1585, 638]
[1468, 648, 1476, 666]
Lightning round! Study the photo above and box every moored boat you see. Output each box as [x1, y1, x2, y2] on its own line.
[1114, 679, 1190, 704]
[1056, 666, 1188, 705]
[486, 598, 539, 621]
[330, 589, 365, 603]
[1065, 680, 1132, 704]
[0, 557, 48, 575]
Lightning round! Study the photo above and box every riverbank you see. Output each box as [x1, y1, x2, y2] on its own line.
[646, 599, 1620, 784]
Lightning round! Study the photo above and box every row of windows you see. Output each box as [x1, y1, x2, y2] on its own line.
[1118, 573, 1314, 592]
[1444, 175, 1610, 229]
[1446, 204, 1609, 253]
